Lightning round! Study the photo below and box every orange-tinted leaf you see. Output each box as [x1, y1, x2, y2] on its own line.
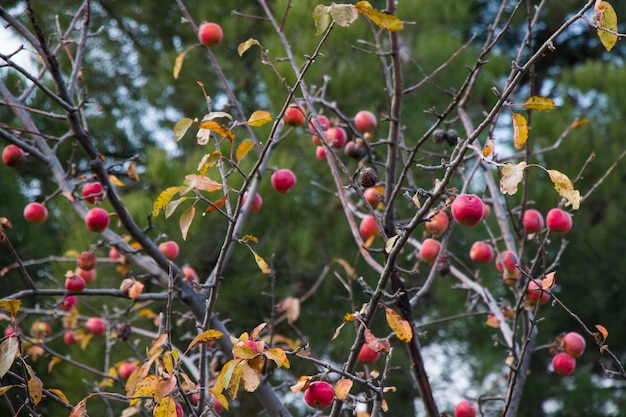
[334, 378, 352, 401]
[153, 396, 177, 417]
[512, 112, 528, 150]
[547, 169, 581, 210]
[355, 1, 403, 31]
[128, 280, 145, 299]
[197, 151, 222, 176]
[109, 174, 125, 187]
[0, 337, 19, 378]
[0, 300, 20, 317]
[263, 347, 290, 369]
[48, 356, 62, 373]
[312, 5, 331, 35]
[238, 38, 263, 57]
[26, 344, 44, 362]
[153, 187, 180, 217]
[26, 365, 42, 404]
[0, 385, 15, 397]
[127, 161, 140, 182]
[185, 174, 223, 193]
[384, 306, 412, 342]
[595, 324, 609, 342]
[130, 374, 158, 405]
[483, 138, 494, 157]
[247, 111, 272, 127]
[203, 194, 228, 215]
[156, 377, 177, 401]
[567, 119, 589, 131]
[332, 258, 357, 280]
[198, 121, 235, 143]
[47, 388, 68, 403]
[486, 314, 500, 328]
[179, 206, 195, 241]
[290, 375, 312, 393]
[246, 246, 271, 274]
[250, 323, 267, 341]
[276, 296, 300, 323]
[523, 96, 556, 111]
[542, 272, 556, 290]
[149, 334, 169, 358]
[236, 140, 256, 162]
[239, 361, 261, 392]
[500, 161, 527, 195]
[173, 46, 195, 80]
[329, 4, 359, 28]
[69, 399, 87, 417]
[595, 1, 618, 51]
[187, 329, 224, 351]
[332, 321, 347, 340]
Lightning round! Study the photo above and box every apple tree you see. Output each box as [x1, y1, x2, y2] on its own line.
[1, 1, 626, 417]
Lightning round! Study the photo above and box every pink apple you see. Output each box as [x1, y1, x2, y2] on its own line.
[65, 273, 86, 293]
[4, 325, 22, 337]
[271, 169, 297, 193]
[76, 268, 97, 284]
[357, 343, 380, 364]
[315, 146, 327, 161]
[522, 209, 545, 234]
[325, 127, 347, 149]
[283, 105, 306, 127]
[359, 215, 379, 239]
[118, 362, 138, 379]
[454, 399, 477, 417]
[552, 352, 576, 375]
[82, 182, 104, 204]
[563, 332, 586, 358]
[546, 208, 572, 234]
[23, 202, 48, 224]
[85, 207, 109, 232]
[354, 110, 377, 133]
[364, 187, 383, 207]
[242, 192, 263, 212]
[182, 265, 200, 283]
[159, 240, 180, 259]
[85, 317, 106, 336]
[425, 210, 449, 236]
[451, 194, 484, 226]
[308, 115, 330, 133]
[469, 241, 494, 263]
[63, 330, 77, 345]
[175, 402, 183, 417]
[59, 295, 78, 311]
[198, 22, 223, 47]
[526, 279, 550, 305]
[304, 381, 334, 409]
[109, 247, 120, 259]
[420, 238, 441, 265]
[2, 144, 24, 166]
[495, 250, 518, 275]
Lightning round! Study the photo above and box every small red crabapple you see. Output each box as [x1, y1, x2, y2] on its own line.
[425, 210, 449, 236]
[552, 352, 576, 375]
[271, 169, 297, 193]
[85, 317, 106, 336]
[359, 215, 379, 239]
[85, 208, 109, 232]
[82, 182, 104, 204]
[563, 332, 586, 358]
[357, 343, 380, 364]
[454, 399, 477, 417]
[451, 194, 484, 226]
[522, 209, 545, 234]
[469, 241, 494, 263]
[354, 110, 377, 133]
[159, 240, 180, 259]
[23, 202, 48, 224]
[198, 22, 223, 47]
[282, 105, 306, 127]
[242, 192, 263, 212]
[546, 208, 572, 234]
[419, 238, 441, 265]
[304, 381, 334, 409]
[315, 146, 327, 161]
[2, 144, 24, 166]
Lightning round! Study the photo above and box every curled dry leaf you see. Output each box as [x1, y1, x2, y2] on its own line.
[384, 306, 412, 342]
[500, 161, 527, 195]
[334, 378, 353, 401]
[289, 375, 312, 393]
[276, 296, 301, 323]
[547, 169, 581, 210]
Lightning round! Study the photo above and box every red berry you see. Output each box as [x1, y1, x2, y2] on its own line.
[59, 295, 78, 311]
[308, 115, 330, 133]
[326, 127, 347, 149]
[118, 362, 138, 379]
[546, 208, 572, 234]
[522, 209, 545, 234]
[242, 192, 263, 213]
[77, 251, 97, 271]
[283, 105, 306, 127]
[526, 279, 550, 305]
[419, 238, 441, 265]
[425, 211, 449, 236]
[469, 241, 494, 263]
[315, 146, 327, 161]
[65, 273, 86, 293]
[159, 240, 180, 259]
[359, 215, 379, 239]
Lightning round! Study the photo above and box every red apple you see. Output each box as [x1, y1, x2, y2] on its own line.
[85, 207, 109, 232]
[364, 187, 383, 207]
[211, 396, 224, 415]
[526, 279, 550, 305]
[495, 250, 518, 275]
[425, 211, 449, 236]
[77, 251, 97, 271]
[65, 272, 86, 293]
[546, 208, 572, 234]
[454, 399, 477, 417]
[359, 215, 379, 239]
[182, 265, 200, 283]
[59, 295, 78, 311]
[85, 317, 106, 336]
[109, 247, 120, 259]
[315, 146, 327, 161]
[354, 110, 377, 133]
[344, 140, 366, 159]
[312, 135, 322, 146]
[2, 144, 24, 166]
[283, 105, 306, 127]
[4, 325, 22, 337]
[23, 202, 48, 224]
[552, 352, 576, 375]
[357, 343, 380, 364]
[118, 362, 138, 379]
[451, 194, 484, 226]
[175, 402, 183, 417]
[82, 182, 104, 204]
[63, 330, 77, 345]
[271, 169, 297, 193]
[308, 115, 330, 134]
[30, 321, 52, 337]
[420, 238, 441, 265]
[522, 209, 544, 234]
[242, 192, 263, 213]
[76, 267, 97, 284]
[482, 203, 491, 219]
[304, 381, 334, 409]
[198, 22, 223, 47]
[469, 241, 494, 263]
[563, 332, 586, 358]
[159, 240, 180, 259]
[326, 127, 347, 149]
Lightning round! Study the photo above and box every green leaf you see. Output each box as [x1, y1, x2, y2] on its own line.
[329, 4, 358, 28]
[595, 1, 618, 51]
[174, 118, 194, 141]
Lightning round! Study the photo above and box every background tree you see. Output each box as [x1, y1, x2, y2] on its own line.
[1, 1, 626, 417]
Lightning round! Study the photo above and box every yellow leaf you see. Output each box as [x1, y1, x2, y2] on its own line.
[247, 111, 272, 127]
[173, 45, 195, 80]
[184, 174, 223, 193]
[290, 375, 312, 393]
[542, 272, 556, 290]
[131, 374, 159, 405]
[165, 197, 191, 218]
[384, 306, 412, 342]
[547, 169, 581, 210]
[153, 396, 177, 417]
[0, 300, 20, 317]
[236, 140, 256, 163]
[47, 388, 68, 403]
[239, 361, 261, 392]
[198, 121, 235, 143]
[249, 247, 271, 275]
[500, 161, 527, 195]
[263, 347, 290, 369]
[209, 388, 230, 411]
[0, 337, 19, 378]
[226, 362, 243, 399]
[595, 324, 609, 342]
[0, 385, 15, 397]
[241, 234, 258, 243]
[149, 335, 169, 358]
[179, 206, 195, 241]
[109, 174, 125, 187]
[329, 4, 359, 28]
[26, 365, 43, 404]
[48, 356, 62, 373]
[512, 112, 528, 150]
[334, 378, 352, 401]
[332, 258, 357, 280]
[250, 323, 267, 341]
[163, 351, 177, 376]
[523, 96, 556, 111]
[385, 235, 399, 254]
[127, 161, 140, 182]
[197, 151, 222, 176]
[483, 138, 494, 157]
[186, 329, 224, 351]
[595, 1, 618, 51]
[567, 119, 590, 132]
[237, 38, 263, 57]
[152, 187, 180, 217]
[355, 1, 404, 31]
[312, 5, 331, 35]
[174, 117, 194, 141]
